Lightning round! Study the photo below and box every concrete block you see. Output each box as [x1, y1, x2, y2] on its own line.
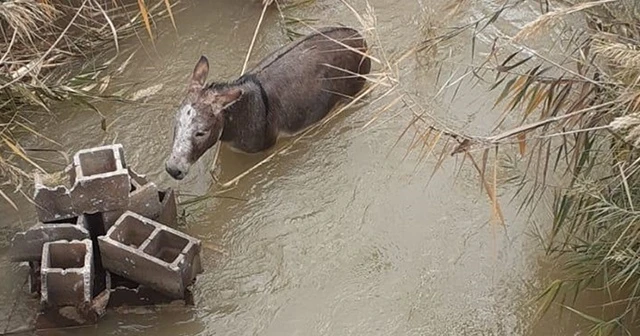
[33, 144, 130, 222]
[33, 166, 75, 222]
[156, 188, 178, 227]
[128, 167, 149, 187]
[98, 212, 202, 299]
[35, 272, 110, 330]
[9, 222, 89, 262]
[71, 144, 130, 214]
[102, 168, 162, 231]
[41, 240, 94, 307]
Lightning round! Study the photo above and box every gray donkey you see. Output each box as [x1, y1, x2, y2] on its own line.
[165, 27, 371, 180]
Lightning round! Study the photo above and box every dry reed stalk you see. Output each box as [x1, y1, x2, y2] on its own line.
[209, 0, 271, 181]
[242, 2, 271, 74]
[512, 0, 617, 43]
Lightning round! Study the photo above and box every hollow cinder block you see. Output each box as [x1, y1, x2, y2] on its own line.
[35, 271, 110, 330]
[102, 168, 163, 231]
[33, 166, 75, 222]
[33, 144, 131, 222]
[127, 167, 148, 188]
[71, 144, 130, 214]
[41, 239, 94, 307]
[9, 221, 89, 262]
[98, 212, 202, 299]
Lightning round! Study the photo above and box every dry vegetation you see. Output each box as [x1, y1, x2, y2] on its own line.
[0, 0, 176, 208]
[407, 0, 640, 334]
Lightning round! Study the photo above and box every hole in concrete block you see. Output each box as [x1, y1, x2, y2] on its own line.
[44, 216, 79, 224]
[111, 216, 154, 248]
[78, 149, 117, 176]
[110, 273, 140, 289]
[158, 190, 166, 203]
[143, 230, 188, 263]
[48, 243, 86, 269]
[117, 146, 127, 169]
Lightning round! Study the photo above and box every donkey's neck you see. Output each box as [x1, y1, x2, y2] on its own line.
[213, 75, 273, 152]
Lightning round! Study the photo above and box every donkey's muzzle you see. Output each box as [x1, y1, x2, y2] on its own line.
[165, 162, 186, 180]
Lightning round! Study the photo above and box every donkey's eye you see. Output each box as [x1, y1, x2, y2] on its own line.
[195, 131, 207, 138]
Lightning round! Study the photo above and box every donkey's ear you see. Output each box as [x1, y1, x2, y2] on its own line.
[217, 87, 243, 109]
[189, 56, 209, 90]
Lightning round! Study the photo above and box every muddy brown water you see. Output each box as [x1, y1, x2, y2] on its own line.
[0, 0, 621, 335]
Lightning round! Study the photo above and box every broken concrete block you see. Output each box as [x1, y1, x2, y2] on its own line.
[41, 240, 94, 307]
[33, 144, 131, 222]
[9, 223, 90, 262]
[102, 168, 163, 231]
[128, 167, 148, 188]
[33, 166, 75, 222]
[98, 212, 202, 299]
[71, 144, 130, 214]
[157, 188, 178, 228]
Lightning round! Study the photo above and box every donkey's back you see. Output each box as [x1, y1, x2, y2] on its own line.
[250, 27, 371, 136]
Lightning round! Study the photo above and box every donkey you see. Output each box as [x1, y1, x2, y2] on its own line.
[165, 27, 371, 180]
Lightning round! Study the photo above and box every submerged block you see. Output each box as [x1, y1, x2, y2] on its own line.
[35, 271, 110, 330]
[35, 306, 98, 330]
[33, 144, 130, 222]
[107, 273, 194, 308]
[9, 221, 89, 262]
[41, 240, 94, 307]
[98, 212, 202, 299]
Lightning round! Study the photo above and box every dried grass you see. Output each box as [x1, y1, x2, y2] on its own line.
[0, 0, 178, 209]
[512, 0, 616, 43]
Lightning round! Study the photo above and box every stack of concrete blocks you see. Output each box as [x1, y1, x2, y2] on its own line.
[8, 144, 201, 330]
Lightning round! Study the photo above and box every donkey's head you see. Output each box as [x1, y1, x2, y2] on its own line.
[165, 56, 243, 180]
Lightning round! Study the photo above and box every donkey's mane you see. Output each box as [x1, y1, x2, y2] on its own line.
[205, 73, 257, 91]
[206, 74, 270, 114]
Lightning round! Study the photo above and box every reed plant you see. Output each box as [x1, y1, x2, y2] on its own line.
[410, 0, 640, 333]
